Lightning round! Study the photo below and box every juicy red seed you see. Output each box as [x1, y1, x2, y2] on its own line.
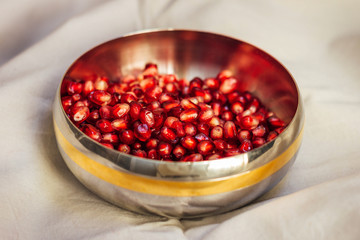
[211, 102, 222, 116]
[132, 142, 143, 150]
[144, 86, 162, 102]
[164, 116, 180, 128]
[111, 118, 128, 131]
[164, 82, 178, 94]
[134, 123, 151, 141]
[231, 102, 244, 115]
[206, 153, 222, 160]
[152, 109, 165, 129]
[275, 127, 286, 134]
[252, 137, 266, 148]
[172, 121, 186, 137]
[87, 110, 100, 123]
[197, 140, 215, 155]
[96, 119, 113, 133]
[194, 133, 210, 142]
[197, 123, 210, 136]
[184, 123, 197, 136]
[147, 149, 158, 159]
[219, 77, 237, 94]
[209, 116, 222, 127]
[147, 101, 161, 111]
[102, 133, 119, 145]
[89, 90, 112, 106]
[146, 138, 159, 149]
[183, 153, 203, 162]
[158, 142, 173, 157]
[94, 78, 109, 91]
[120, 92, 137, 103]
[160, 127, 177, 142]
[67, 81, 83, 95]
[61, 96, 73, 112]
[99, 105, 113, 120]
[181, 98, 198, 109]
[198, 108, 215, 122]
[82, 124, 101, 142]
[221, 111, 234, 121]
[112, 103, 130, 118]
[224, 121, 237, 139]
[140, 76, 156, 90]
[212, 91, 227, 104]
[239, 115, 259, 130]
[239, 140, 253, 153]
[83, 80, 95, 96]
[168, 106, 184, 118]
[129, 101, 142, 120]
[213, 139, 226, 151]
[71, 93, 82, 102]
[118, 144, 131, 153]
[173, 145, 186, 159]
[132, 149, 147, 158]
[189, 77, 203, 90]
[180, 108, 199, 122]
[238, 129, 252, 142]
[203, 78, 220, 89]
[267, 131, 279, 141]
[181, 136, 197, 150]
[252, 125, 267, 138]
[119, 130, 135, 145]
[101, 143, 114, 149]
[224, 148, 241, 157]
[70, 106, 90, 123]
[248, 98, 260, 113]
[210, 126, 224, 139]
[267, 116, 286, 129]
[139, 108, 155, 127]
[159, 93, 175, 103]
[162, 101, 181, 111]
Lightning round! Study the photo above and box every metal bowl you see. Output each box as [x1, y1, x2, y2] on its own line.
[53, 29, 304, 218]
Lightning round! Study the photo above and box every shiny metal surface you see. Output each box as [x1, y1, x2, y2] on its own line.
[53, 29, 304, 218]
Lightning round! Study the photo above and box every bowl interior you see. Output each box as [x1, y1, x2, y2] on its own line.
[65, 30, 298, 124]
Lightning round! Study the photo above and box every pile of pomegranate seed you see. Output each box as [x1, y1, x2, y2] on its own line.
[60, 63, 286, 161]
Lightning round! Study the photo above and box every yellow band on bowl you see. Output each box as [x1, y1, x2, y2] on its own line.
[54, 121, 302, 197]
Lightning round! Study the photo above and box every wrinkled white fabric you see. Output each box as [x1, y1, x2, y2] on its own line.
[1, 0, 360, 239]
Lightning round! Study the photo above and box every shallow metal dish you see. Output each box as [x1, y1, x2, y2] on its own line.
[53, 29, 304, 218]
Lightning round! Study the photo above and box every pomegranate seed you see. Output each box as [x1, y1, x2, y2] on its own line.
[112, 103, 130, 118]
[267, 116, 286, 129]
[197, 140, 215, 155]
[239, 115, 259, 130]
[82, 124, 101, 142]
[132, 149, 147, 158]
[197, 123, 210, 136]
[238, 129, 252, 142]
[159, 92, 175, 103]
[164, 116, 180, 128]
[211, 102, 222, 116]
[224, 121, 237, 139]
[168, 106, 184, 118]
[252, 124, 267, 138]
[217, 70, 232, 80]
[219, 77, 237, 94]
[140, 76, 156, 90]
[181, 98, 198, 109]
[267, 131, 279, 142]
[172, 121, 186, 137]
[198, 108, 215, 122]
[102, 133, 119, 145]
[212, 91, 227, 104]
[221, 111, 234, 121]
[120, 92, 137, 103]
[224, 148, 241, 157]
[252, 137, 266, 148]
[231, 102, 244, 115]
[203, 78, 220, 89]
[189, 77, 203, 91]
[213, 139, 226, 152]
[210, 126, 224, 139]
[194, 133, 210, 142]
[239, 140, 253, 153]
[180, 108, 199, 122]
[87, 110, 100, 123]
[67, 81, 83, 95]
[173, 145, 186, 159]
[162, 100, 181, 112]
[132, 142, 143, 150]
[129, 101, 141, 120]
[61, 96, 73, 113]
[144, 86, 162, 103]
[83, 80, 95, 96]
[134, 123, 151, 141]
[94, 77, 109, 91]
[118, 144, 131, 154]
[184, 123, 197, 136]
[158, 142, 173, 158]
[181, 136, 197, 150]
[160, 127, 177, 142]
[183, 153, 203, 162]
[146, 138, 159, 150]
[96, 119, 113, 133]
[119, 129, 135, 145]
[99, 105, 113, 120]
[70, 105, 89, 123]
[71, 93, 82, 102]
[89, 90, 112, 106]
[147, 149, 158, 159]
[111, 118, 128, 131]
[139, 108, 155, 127]
[208, 116, 221, 127]
[206, 153, 222, 160]
[152, 109, 165, 129]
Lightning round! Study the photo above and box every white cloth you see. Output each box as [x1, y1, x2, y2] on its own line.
[1, 0, 360, 239]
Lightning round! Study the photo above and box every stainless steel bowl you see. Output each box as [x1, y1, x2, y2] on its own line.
[53, 29, 304, 218]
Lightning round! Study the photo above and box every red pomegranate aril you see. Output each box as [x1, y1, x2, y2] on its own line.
[203, 78, 220, 89]
[180, 108, 199, 122]
[147, 149, 158, 159]
[198, 108, 215, 122]
[252, 124, 267, 138]
[89, 90, 112, 106]
[83, 80, 95, 96]
[239, 140, 253, 153]
[206, 153, 222, 160]
[158, 142, 173, 158]
[238, 129, 252, 142]
[213, 139, 226, 152]
[139, 108, 155, 127]
[129, 101, 141, 120]
[160, 127, 177, 142]
[134, 123, 151, 141]
[94, 77, 109, 91]
[189, 77, 203, 91]
[152, 109, 165, 129]
[163, 74, 177, 83]
[162, 100, 181, 111]
[132, 149, 147, 158]
[267, 131, 279, 142]
[146, 138, 159, 150]
[248, 98, 260, 113]
[96, 119, 114, 133]
[223, 148, 241, 157]
[181, 98, 198, 109]
[87, 110, 100, 123]
[118, 144, 131, 154]
[120, 92, 137, 103]
[119, 129, 135, 145]
[219, 77, 237, 94]
[132, 142, 143, 150]
[164, 116, 179, 128]
[159, 92, 175, 103]
[101, 143, 114, 149]
[181, 136, 197, 150]
[112, 103, 130, 118]
[144, 86, 162, 103]
[67, 81, 83, 95]
[224, 121, 237, 139]
[102, 133, 119, 145]
[82, 124, 101, 142]
[140, 76, 156, 90]
[275, 127, 286, 134]
[210, 126, 224, 140]
[172, 121, 186, 137]
[217, 69, 232, 80]
[194, 133, 210, 142]
[239, 115, 259, 130]
[221, 110, 234, 121]
[231, 102, 244, 115]
[71, 93, 82, 102]
[184, 123, 197, 136]
[253, 111, 266, 123]
[211, 102, 222, 116]
[267, 116, 286, 129]
[252, 137, 266, 148]
[197, 123, 210, 136]
[168, 106, 184, 118]
[183, 153, 203, 162]
[99, 105, 113, 120]
[111, 118, 128, 131]
[61, 96, 73, 113]
[209, 116, 222, 127]
[173, 145, 186, 159]
[70, 105, 90, 123]
[164, 82, 178, 94]
[197, 140, 215, 155]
